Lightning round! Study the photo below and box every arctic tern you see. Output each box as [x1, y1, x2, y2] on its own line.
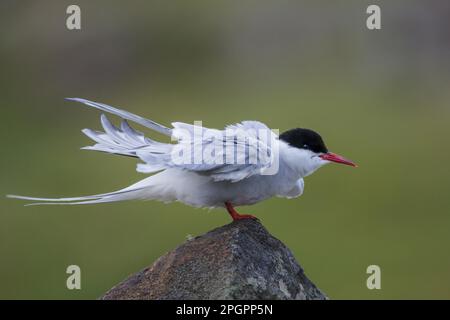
[8, 98, 356, 220]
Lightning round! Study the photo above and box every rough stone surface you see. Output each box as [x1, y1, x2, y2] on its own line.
[101, 219, 328, 300]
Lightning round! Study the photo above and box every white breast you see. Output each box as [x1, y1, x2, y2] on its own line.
[279, 179, 304, 199]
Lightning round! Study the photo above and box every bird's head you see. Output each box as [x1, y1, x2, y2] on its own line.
[279, 128, 356, 177]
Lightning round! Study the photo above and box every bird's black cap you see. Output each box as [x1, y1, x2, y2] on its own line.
[279, 128, 328, 153]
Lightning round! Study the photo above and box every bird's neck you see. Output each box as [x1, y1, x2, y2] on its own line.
[279, 142, 323, 178]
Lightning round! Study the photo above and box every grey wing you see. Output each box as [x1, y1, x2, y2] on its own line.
[67, 98, 172, 136]
[72, 98, 278, 182]
[68, 98, 175, 173]
[81, 114, 173, 173]
[167, 120, 279, 182]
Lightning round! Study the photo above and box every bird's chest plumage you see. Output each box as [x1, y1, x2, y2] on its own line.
[217, 168, 303, 206]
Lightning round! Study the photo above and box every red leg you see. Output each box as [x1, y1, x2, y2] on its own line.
[225, 202, 257, 221]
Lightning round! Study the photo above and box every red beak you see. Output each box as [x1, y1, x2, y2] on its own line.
[320, 152, 357, 167]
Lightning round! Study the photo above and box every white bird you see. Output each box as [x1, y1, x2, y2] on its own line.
[8, 98, 356, 220]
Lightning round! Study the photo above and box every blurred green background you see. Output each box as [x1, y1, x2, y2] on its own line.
[1, 0, 450, 299]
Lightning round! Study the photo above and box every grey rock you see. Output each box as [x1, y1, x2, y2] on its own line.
[101, 219, 327, 300]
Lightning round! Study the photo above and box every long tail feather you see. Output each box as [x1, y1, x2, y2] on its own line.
[7, 176, 158, 206]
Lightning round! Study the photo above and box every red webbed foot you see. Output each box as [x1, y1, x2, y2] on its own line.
[225, 202, 258, 221]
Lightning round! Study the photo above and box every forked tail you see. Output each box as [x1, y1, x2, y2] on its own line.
[8, 98, 177, 206]
[7, 176, 156, 206]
